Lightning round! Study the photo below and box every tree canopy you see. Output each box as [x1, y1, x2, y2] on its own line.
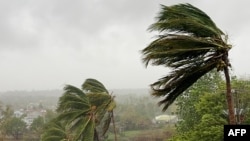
[42, 78, 116, 141]
[141, 3, 235, 124]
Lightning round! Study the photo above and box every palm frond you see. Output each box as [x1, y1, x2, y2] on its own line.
[152, 61, 217, 111]
[73, 116, 95, 141]
[149, 3, 223, 37]
[41, 120, 70, 141]
[87, 93, 111, 108]
[57, 95, 90, 112]
[57, 109, 90, 125]
[82, 78, 109, 93]
[57, 85, 90, 112]
[142, 34, 224, 68]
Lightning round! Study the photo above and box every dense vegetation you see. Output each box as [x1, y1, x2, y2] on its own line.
[0, 73, 250, 140]
[169, 72, 250, 141]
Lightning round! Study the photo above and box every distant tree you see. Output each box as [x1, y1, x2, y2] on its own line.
[0, 105, 14, 139]
[141, 3, 235, 124]
[119, 106, 152, 131]
[0, 101, 3, 114]
[169, 92, 227, 141]
[1, 105, 14, 119]
[43, 109, 57, 123]
[170, 74, 250, 141]
[176, 71, 223, 132]
[2, 117, 27, 140]
[38, 102, 44, 109]
[231, 77, 250, 124]
[29, 116, 45, 139]
[115, 96, 161, 131]
[169, 73, 227, 141]
[0, 102, 4, 140]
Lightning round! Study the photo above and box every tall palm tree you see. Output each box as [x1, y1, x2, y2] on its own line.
[141, 3, 235, 124]
[56, 78, 116, 141]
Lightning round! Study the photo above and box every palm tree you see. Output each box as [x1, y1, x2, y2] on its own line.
[56, 78, 117, 141]
[141, 3, 235, 124]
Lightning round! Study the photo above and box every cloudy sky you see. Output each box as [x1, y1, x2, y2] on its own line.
[0, 0, 249, 92]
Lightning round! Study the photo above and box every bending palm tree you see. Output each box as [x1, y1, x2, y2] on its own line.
[141, 3, 235, 124]
[56, 78, 117, 141]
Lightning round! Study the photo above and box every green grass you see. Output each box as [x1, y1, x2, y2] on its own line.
[106, 124, 176, 141]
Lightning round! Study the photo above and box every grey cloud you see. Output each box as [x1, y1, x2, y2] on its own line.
[0, 0, 249, 91]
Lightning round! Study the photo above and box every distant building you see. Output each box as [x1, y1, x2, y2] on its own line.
[14, 110, 24, 118]
[15, 109, 46, 128]
[154, 114, 178, 124]
[26, 109, 46, 128]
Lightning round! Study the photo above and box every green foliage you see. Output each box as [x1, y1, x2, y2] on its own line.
[30, 116, 45, 134]
[0, 105, 15, 137]
[82, 78, 109, 93]
[1, 105, 14, 120]
[169, 74, 250, 140]
[195, 93, 225, 115]
[175, 71, 223, 132]
[42, 78, 116, 141]
[44, 109, 58, 123]
[149, 4, 223, 37]
[2, 117, 27, 140]
[118, 106, 151, 130]
[168, 72, 225, 140]
[114, 95, 166, 132]
[170, 93, 226, 141]
[141, 3, 232, 111]
[41, 120, 72, 141]
[231, 77, 250, 124]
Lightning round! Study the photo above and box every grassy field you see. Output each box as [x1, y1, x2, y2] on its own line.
[106, 124, 176, 141]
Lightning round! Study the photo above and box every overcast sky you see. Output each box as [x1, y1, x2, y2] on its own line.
[0, 0, 249, 92]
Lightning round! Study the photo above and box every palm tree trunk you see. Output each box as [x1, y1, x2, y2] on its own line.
[111, 110, 117, 141]
[223, 56, 236, 124]
[94, 128, 99, 141]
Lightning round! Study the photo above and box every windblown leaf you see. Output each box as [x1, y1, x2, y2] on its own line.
[73, 116, 95, 141]
[149, 3, 223, 37]
[41, 120, 71, 141]
[57, 85, 90, 113]
[82, 78, 109, 93]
